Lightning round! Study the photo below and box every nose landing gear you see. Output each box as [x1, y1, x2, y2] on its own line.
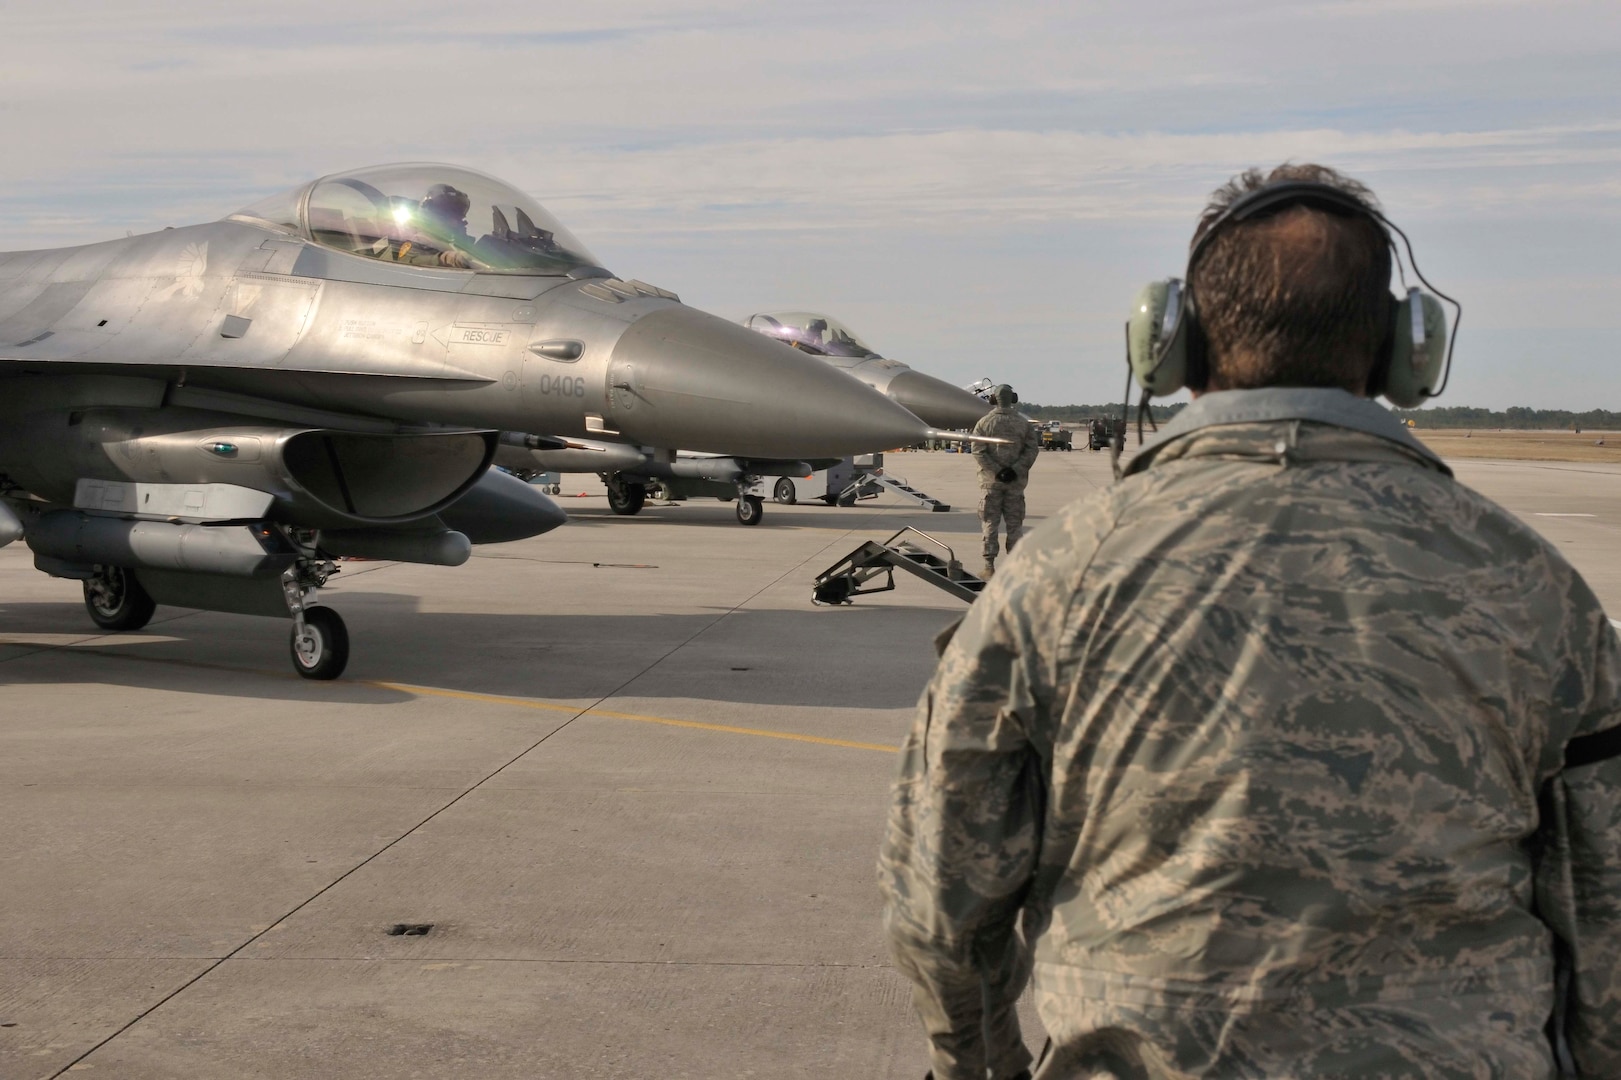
[283, 559, 349, 680]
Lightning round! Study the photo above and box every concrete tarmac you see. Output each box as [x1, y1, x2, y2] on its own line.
[3, 446, 1619, 1079]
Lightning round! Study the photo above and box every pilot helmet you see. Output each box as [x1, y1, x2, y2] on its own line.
[422, 183, 471, 220]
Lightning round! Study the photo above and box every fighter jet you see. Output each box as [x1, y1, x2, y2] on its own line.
[741, 312, 991, 431]
[492, 309, 994, 525]
[0, 163, 948, 676]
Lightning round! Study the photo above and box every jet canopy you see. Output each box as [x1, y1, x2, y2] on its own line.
[231, 164, 604, 276]
[743, 311, 882, 359]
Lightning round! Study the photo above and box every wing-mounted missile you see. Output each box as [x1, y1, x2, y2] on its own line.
[493, 432, 648, 477]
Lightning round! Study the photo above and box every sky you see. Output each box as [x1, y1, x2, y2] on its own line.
[1, 0, 1617, 409]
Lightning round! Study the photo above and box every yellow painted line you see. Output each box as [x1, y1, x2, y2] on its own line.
[364, 680, 897, 754]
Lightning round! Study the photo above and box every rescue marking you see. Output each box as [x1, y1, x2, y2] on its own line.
[363, 680, 896, 754]
[450, 326, 511, 346]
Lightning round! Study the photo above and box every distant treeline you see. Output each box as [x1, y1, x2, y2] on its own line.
[1387, 406, 1621, 430]
[1027, 402, 1621, 430]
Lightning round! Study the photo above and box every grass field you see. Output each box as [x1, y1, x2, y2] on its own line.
[1415, 429, 1621, 463]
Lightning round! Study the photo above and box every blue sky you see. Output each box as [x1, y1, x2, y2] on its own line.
[2, 0, 1617, 408]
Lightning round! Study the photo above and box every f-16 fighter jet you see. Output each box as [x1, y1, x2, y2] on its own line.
[741, 312, 992, 432]
[0, 163, 944, 676]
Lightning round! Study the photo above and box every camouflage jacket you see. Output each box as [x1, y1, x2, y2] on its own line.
[880, 388, 1621, 1079]
[973, 407, 1042, 489]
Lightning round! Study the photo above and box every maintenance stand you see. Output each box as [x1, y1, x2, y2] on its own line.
[812, 527, 987, 605]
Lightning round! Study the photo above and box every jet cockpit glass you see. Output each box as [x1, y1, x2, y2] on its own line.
[231, 164, 604, 276]
[743, 311, 882, 359]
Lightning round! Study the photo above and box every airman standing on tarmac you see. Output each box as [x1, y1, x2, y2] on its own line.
[971, 384, 1041, 578]
[879, 163, 1621, 1080]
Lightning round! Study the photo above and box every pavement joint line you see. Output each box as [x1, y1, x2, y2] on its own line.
[37, 534, 880, 1075]
[362, 679, 897, 753]
[25, 505, 913, 1074]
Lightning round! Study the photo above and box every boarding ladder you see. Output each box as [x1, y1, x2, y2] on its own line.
[834, 469, 950, 512]
[812, 527, 987, 605]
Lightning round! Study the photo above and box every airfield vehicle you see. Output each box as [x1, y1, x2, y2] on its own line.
[1037, 421, 1073, 450]
[1088, 417, 1127, 450]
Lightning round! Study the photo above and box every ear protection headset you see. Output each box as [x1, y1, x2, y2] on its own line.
[1126, 180, 1460, 409]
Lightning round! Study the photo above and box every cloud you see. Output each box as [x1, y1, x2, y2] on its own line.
[0, 1, 1616, 407]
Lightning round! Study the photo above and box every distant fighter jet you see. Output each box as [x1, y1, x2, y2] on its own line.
[0, 163, 947, 675]
[491, 310, 995, 525]
[742, 312, 992, 431]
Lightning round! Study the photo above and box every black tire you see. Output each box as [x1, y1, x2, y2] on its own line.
[607, 480, 646, 516]
[773, 478, 797, 505]
[83, 567, 157, 631]
[290, 607, 349, 681]
[736, 495, 764, 526]
[813, 578, 853, 605]
[835, 490, 857, 507]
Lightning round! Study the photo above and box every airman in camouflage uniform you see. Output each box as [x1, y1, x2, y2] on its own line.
[880, 389, 1621, 1079]
[882, 163, 1621, 1079]
[972, 385, 1042, 577]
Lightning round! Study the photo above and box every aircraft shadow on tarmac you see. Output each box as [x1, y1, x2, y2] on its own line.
[0, 595, 952, 711]
[559, 501, 990, 537]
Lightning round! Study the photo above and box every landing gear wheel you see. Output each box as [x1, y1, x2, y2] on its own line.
[290, 607, 349, 681]
[607, 480, 646, 516]
[813, 578, 853, 605]
[736, 495, 764, 526]
[83, 566, 156, 631]
[773, 478, 797, 505]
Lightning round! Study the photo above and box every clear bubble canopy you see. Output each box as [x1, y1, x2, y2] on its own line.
[231, 163, 604, 276]
[742, 311, 882, 359]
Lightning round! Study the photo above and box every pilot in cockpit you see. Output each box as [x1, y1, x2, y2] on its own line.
[395, 183, 476, 269]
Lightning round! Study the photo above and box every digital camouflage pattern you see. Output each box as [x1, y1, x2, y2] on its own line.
[978, 486, 1027, 563]
[973, 402, 1041, 562]
[881, 390, 1621, 1079]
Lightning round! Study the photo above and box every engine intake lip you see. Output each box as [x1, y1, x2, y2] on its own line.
[278, 428, 497, 526]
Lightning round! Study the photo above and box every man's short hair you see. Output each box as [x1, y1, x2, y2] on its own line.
[1190, 163, 1393, 392]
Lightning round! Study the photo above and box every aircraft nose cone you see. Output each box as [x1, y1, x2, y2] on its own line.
[885, 369, 993, 431]
[607, 306, 933, 457]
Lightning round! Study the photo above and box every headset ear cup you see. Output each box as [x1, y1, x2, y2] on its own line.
[1128, 279, 1189, 396]
[1383, 290, 1447, 408]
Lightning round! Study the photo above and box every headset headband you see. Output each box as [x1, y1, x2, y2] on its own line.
[1186, 181, 1391, 278]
